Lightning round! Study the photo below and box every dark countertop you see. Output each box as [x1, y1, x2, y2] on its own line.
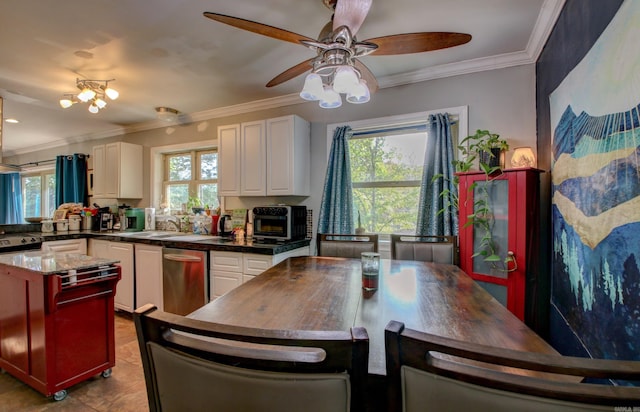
[36, 230, 310, 255]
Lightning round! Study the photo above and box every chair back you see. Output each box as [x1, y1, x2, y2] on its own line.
[134, 304, 369, 412]
[385, 321, 640, 412]
[317, 233, 378, 258]
[390, 234, 457, 265]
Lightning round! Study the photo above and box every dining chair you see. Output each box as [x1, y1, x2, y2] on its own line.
[317, 233, 379, 258]
[384, 320, 640, 412]
[134, 304, 370, 412]
[390, 234, 457, 265]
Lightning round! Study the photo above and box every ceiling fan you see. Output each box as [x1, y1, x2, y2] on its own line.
[203, 0, 471, 106]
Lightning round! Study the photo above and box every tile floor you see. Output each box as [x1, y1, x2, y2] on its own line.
[0, 312, 149, 412]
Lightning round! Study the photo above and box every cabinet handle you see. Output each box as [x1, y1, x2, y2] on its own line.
[164, 254, 202, 263]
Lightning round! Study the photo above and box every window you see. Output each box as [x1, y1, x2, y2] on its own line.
[349, 126, 429, 234]
[22, 171, 56, 218]
[164, 149, 218, 212]
[329, 107, 467, 236]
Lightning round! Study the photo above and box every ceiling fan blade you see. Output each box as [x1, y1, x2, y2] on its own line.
[332, 0, 372, 35]
[266, 58, 315, 88]
[203, 12, 315, 45]
[354, 60, 378, 93]
[366, 32, 472, 55]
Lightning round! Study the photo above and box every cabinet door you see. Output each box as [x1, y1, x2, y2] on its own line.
[267, 115, 310, 196]
[108, 242, 135, 312]
[210, 251, 243, 300]
[41, 239, 87, 254]
[240, 120, 266, 196]
[92, 145, 106, 198]
[135, 244, 163, 310]
[458, 169, 538, 321]
[218, 124, 241, 196]
[88, 239, 110, 258]
[104, 143, 120, 198]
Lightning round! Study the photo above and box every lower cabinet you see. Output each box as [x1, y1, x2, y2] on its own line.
[209, 247, 310, 300]
[88, 239, 135, 312]
[134, 244, 163, 311]
[41, 239, 87, 254]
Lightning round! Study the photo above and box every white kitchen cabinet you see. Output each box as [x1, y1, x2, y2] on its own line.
[209, 251, 243, 300]
[92, 142, 143, 199]
[135, 244, 163, 311]
[240, 120, 267, 196]
[210, 246, 310, 299]
[217, 124, 241, 196]
[88, 239, 135, 312]
[41, 238, 87, 254]
[266, 115, 310, 196]
[218, 115, 310, 197]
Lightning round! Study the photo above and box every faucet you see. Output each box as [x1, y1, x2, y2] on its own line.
[166, 216, 181, 232]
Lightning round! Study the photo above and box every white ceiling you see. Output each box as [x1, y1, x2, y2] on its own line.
[0, 0, 563, 156]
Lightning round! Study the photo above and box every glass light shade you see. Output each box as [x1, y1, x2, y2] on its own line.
[299, 73, 324, 101]
[346, 80, 370, 104]
[511, 147, 536, 168]
[88, 103, 99, 114]
[77, 87, 96, 102]
[319, 86, 342, 109]
[104, 87, 119, 100]
[94, 98, 107, 109]
[59, 98, 74, 108]
[332, 66, 359, 94]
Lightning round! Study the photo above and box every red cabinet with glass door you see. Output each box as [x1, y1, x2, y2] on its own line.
[457, 168, 541, 322]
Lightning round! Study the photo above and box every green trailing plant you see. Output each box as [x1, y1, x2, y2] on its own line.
[434, 129, 513, 268]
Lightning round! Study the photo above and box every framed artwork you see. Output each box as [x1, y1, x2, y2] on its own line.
[53, 210, 67, 220]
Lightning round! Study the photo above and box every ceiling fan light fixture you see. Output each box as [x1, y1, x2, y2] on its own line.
[346, 80, 370, 104]
[332, 66, 359, 94]
[300, 73, 324, 101]
[61, 79, 117, 113]
[319, 86, 342, 109]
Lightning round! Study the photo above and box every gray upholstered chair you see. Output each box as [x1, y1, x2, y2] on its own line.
[317, 233, 378, 258]
[385, 321, 640, 412]
[390, 234, 457, 265]
[134, 304, 369, 412]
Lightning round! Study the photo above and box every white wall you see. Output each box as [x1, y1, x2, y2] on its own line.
[7, 64, 536, 237]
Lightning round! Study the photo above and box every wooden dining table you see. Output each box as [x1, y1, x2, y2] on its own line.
[189, 256, 559, 377]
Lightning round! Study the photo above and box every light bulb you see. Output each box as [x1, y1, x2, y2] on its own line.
[104, 87, 119, 100]
[332, 66, 359, 94]
[319, 86, 342, 109]
[94, 98, 107, 109]
[59, 98, 74, 109]
[299, 73, 324, 101]
[88, 103, 99, 114]
[346, 80, 370, 104]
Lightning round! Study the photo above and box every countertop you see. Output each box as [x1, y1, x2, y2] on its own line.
[37, 230, 311, 255]
[0, 251, 119, 274]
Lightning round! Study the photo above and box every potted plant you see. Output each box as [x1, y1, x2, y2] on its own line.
[435, 129, 512, 267]
[187, 196, 204, 215]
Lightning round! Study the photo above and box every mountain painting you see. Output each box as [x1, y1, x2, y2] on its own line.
[550, 0, 640, 363]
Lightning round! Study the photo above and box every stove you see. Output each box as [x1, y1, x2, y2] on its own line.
[0, 234, 44, 252]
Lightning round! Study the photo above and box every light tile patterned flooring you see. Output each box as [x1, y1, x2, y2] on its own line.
[0, 313, 149, 412]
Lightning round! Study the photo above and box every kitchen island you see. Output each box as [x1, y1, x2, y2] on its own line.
[0, 251, 121, 400]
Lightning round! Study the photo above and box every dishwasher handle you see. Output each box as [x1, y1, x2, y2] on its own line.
[163, 253, 203, 263]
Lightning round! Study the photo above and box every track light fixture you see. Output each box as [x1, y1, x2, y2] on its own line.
[59, 78, 119, 114]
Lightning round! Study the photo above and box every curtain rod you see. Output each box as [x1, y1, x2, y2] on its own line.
[17, 153, 90, 167]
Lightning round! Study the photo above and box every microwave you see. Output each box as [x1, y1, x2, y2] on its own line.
[252, 206, 307, 241]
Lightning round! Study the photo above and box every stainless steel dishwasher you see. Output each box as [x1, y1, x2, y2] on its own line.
[162, 248, 208, 316]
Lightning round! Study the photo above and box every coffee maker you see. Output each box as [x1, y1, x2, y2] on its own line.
[125, 208, 145, 232]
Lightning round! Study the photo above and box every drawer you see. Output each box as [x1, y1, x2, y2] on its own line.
[243, 254, 274, 276]
[210, 251, 243, 273]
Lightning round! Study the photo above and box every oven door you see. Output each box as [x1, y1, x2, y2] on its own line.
[253, 215, 290, 239]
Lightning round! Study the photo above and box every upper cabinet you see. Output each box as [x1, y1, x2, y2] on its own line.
[92, 142, 143, 199]
[218, 115, 310, 197]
